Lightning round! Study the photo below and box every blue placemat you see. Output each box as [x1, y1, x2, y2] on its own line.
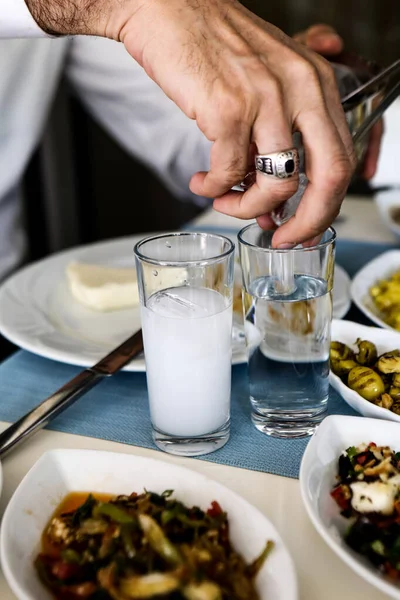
[0, 352, 356, 479]
[0, 235, 397, 479]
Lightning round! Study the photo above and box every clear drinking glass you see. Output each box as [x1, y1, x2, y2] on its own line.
[238, 224, 336, 438]
[134, 232, 235, 456]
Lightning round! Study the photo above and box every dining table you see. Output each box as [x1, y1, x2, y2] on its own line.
[0, 191, 399, 600]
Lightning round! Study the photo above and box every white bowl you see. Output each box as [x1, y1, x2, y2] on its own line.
[351, 249, 400, 331]
[300, 414, 400, 600]
[376, 189, 400, 239]
[330, 319, 400, 423]
[0, 449, 297, 600]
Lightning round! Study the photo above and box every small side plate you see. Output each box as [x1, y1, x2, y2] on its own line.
[330, 319, 400, 423]
[351, 249, 400, 331]
[0, 448, 297, 600]
[300, 415, 400, 600]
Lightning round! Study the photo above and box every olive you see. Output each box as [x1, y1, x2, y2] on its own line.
[330, 342, 353, 362]
[355, 339, 377, 367]
[348, 366, 385, 402]
[331, 359, 358, 378]
[389, 386, 400, 401]
[381, 372, 393, 392]
[393, 373, 400, 387]
[376, 352, 400, 374]
[377, 349, 400, 360]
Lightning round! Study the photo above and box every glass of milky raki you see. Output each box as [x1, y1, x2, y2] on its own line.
[134, 232, 235, 456]
[238, 224, 336, 439]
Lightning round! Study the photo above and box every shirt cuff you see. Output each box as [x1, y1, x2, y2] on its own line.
[0, 0, 50, 38]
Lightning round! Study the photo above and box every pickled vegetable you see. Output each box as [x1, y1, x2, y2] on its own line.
[389, 386, 400, 401]
[376, 393, 393, 410]
[355, 339, 377, 366]
[331, 359, 358, 377]
[331, 338, 400, 416]
[369, 270, 400, 331]
[35, 490, 272, 600]
[330, 341, 353, 362]
[347, 366, 385, 401]
[376, 353, 400, 374]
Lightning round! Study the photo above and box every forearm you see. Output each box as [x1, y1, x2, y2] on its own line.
[24, 0, 143, 38]
[25, 0, 102, 36]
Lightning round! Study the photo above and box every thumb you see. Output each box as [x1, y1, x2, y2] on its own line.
[295, 24, 344, 56]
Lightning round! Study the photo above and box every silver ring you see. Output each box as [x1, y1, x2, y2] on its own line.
[255, 148, 299, 179]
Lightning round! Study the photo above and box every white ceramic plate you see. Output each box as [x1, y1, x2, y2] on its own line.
[300, 414, 400, 600]
[375, 188, 400, 239]
[330, 319, 400, 423]
[0, 448, 297, 600]
[351, 249, 400, 331]
[0, 233, 351, 371]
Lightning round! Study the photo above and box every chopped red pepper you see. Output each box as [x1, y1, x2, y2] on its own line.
[207, 500, 223, 518]
[51, 560, 82, 581]
[330, 485, 351, 511]
[369, 442, 377, 447]
[356, 451, 371, 465]
[384, 562, 400, 580]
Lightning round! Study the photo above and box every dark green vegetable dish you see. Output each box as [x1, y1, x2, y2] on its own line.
[330, 339, 400, 414]
[35, 490, 273, 600]
[331, 442, 400, 580]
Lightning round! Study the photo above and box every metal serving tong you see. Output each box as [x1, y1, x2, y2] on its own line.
[342, 57, 400, 145]
[237, 55, 400, 224]
[233, 55, 400, 199]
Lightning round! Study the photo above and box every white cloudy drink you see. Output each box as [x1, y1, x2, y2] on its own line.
[141, 286, 232, 438]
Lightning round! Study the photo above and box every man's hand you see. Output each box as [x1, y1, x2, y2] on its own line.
[294, 23, 383, 181]
[26, 0, 356, 247]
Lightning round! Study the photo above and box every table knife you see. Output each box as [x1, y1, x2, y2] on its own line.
[0, 328, 143, 459]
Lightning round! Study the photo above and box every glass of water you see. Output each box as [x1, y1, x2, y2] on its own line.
[134, 232, 235, 456]
[238, 224, 336, 438]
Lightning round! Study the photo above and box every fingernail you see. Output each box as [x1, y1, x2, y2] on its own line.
[308, 236, 322, 246]
[278, 243, 295, 249]
[313, 33, 341, 43]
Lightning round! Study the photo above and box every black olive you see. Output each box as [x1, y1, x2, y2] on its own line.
[346, 516, 378, 552]
[338, 454, 353, 481]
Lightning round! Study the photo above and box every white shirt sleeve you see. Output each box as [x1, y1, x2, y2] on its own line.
[0, 0, 49, 38]
[66, 36, 212, 206]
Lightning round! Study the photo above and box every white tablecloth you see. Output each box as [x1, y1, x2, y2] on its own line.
[0, 195, 397, 600]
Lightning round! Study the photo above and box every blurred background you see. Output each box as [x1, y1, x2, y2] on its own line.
[0, 0, 397, 362]
[24, 0, 399, 265]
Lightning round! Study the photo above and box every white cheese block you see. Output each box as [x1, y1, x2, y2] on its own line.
[350, 474, 400, 515]
[66, 262, 140, 311]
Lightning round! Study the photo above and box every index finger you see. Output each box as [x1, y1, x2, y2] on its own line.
[190, 122, 251, 199]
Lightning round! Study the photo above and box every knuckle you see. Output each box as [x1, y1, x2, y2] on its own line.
[197, 90, 247, 138]
[223, 94, 246, 123]
[323, 159, 352, 194]
[318, 59, 336, 85]
[348, 147, 358, 172]
[293, 57, 320, 87]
